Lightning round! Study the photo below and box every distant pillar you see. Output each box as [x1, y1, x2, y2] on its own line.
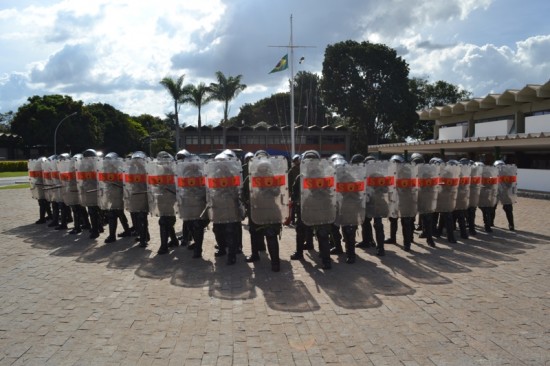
[515, 110, 525, 133]
[468, 115, 475, 137]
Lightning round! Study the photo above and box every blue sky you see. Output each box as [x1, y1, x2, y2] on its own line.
[1, 0, 549, 127]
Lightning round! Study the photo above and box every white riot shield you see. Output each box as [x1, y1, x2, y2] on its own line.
[28, 160, 45, 200]
[175, 157, 207, 220]
[51, 162, 63, 203]
[249, 155, 289, 225]
[98, 158, 124, 210]
[417, 164, 440, 214]
[123, 158, 149, 213]
[455, 165, 472, 211]
[300, 159, 336, 226]
[75, 157, 99, 207]
[478, 166, 499, 208]
[146, 159, 177, 217]
[435, 164, 460, 213]
[42, 160, 56, 203]
[205, 158, 242, 224]
[497, 164, 517, 205]
[334, 163, 366, 226]
[365, 161, 397, 218]
[58, 159, 80, 206]
[395, 163, 418, 218]
[468, 165, 483, 208]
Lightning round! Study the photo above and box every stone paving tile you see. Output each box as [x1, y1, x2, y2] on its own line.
[1, 189, 549, 365]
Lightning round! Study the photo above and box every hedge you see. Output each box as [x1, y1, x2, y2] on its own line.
[0, 161, 28, 172]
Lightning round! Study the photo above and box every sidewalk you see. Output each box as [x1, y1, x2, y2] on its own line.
[0, 189, 548, 365]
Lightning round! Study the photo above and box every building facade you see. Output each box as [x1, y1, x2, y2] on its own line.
[368, 80, 550, 192]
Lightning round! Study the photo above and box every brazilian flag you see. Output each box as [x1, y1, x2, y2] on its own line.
[269, 54, 288, 74]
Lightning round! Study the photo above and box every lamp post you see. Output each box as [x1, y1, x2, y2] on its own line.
[53, 112, 77, 156]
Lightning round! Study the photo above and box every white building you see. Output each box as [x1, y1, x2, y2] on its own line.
[368, 80, 550, 193]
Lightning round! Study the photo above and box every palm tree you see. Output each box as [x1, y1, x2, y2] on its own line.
[160, 75, 187, 151]
[208, 71, 247, 148]
[183, 82, 212, 153]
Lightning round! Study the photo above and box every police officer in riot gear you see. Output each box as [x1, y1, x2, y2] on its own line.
[28, 157, 53, 224]
[175, 150, 210, 258]
[493, 160, 516, 231]
[150, 151, 179, 255]
[54, 153, 74, 231]
[287, 154, 301, 226]
[291, 150, 334, 269]
[123, 151, 150, 248]
[77, 149, 103, 239]
[386, 154, 416, 252]
[206, 152, 243, 265]
[244, 150, 285, 271]
[100, 152, 131, 243]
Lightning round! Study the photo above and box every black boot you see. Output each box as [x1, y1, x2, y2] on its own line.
[385, 217, 397, 244]
[266, 235, 280, 272]
[104, 212, 117, 243]
[504, 204, 515, 231]
[157, 219, 169, 255]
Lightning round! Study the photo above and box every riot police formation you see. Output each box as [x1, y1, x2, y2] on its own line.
[28, 149, 518, 271]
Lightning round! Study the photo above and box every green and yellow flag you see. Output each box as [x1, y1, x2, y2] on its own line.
[269, 54, 288, 74]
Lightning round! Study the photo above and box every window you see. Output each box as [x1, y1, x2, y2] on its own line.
[321, 135, 345, 144]
[185, 136, 198, 145]
[226, 135, 239, 145]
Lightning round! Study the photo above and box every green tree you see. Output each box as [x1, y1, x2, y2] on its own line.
[183, 82, 213, 153]
[86, 103, 147, 156]
[10, 94, 100, 154]
[0, 111, 14, 133]
[133, 114, 173, 157]
[409, 78, 472, 140]
[321, 40, 417, 152]
[160, 75, 188, 151]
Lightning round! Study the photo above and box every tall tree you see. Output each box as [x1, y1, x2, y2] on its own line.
[86, 103, 147, 156]
[10, 94, 100, 155]
[321, 40, 417, 152]
[409, 78, 472, 140]
[208, 71, 247, 126]
[208, 71, 247, 148]
[160, 75, 187, 151]
[183, 82, 212, 153]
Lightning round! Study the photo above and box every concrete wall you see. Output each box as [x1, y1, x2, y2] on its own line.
[517, 168, 550, 192]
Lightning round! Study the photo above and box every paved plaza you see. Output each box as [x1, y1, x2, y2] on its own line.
[0, 188, 548, 365]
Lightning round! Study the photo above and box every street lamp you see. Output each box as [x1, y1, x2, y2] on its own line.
[53, 112, 78, 156]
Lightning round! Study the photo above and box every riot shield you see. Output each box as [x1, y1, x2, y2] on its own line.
[75, 156, 99, 207]
[97, 158, 124, 210]
[365, 161, 397, 218]
[42, 160, 56, 203]
[478, 166, 499, 208]
[248, 155, 289, 225]
[204, 157, 242, 224]
[468, 165, 483, 208]
[28, 159, 45, 200]
[334, 162, 366, 226]
[123, 158, 149, 213]
[57, 159, 80, 206]
[395, 163, 418, 218]
[300, 158, 336, 226]
[497, 164, 517, 205]
[417, 163, 440, 214]
[146, 159, 177, 217]
[49, 161, 63, 203]
[435, 163, 460, 213]
[455, 164, 472, 211]
[175, 157, 207, 220]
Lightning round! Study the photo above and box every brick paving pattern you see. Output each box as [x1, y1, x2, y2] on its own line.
[0, 189, 549, 365]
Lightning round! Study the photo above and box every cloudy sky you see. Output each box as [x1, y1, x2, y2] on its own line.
[1, 0, 549, 126]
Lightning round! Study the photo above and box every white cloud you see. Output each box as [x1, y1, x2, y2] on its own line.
[0, 0, 549, 122]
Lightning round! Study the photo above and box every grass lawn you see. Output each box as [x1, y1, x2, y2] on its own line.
[0, 171, 28, 178]
[0, 183, 29, 190]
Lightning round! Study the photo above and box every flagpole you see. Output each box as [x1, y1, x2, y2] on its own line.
[289, 14, 295, 158]
[268, 14, 314, 159]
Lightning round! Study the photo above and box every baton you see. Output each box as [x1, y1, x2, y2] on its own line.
[43, 185, 62, 191]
